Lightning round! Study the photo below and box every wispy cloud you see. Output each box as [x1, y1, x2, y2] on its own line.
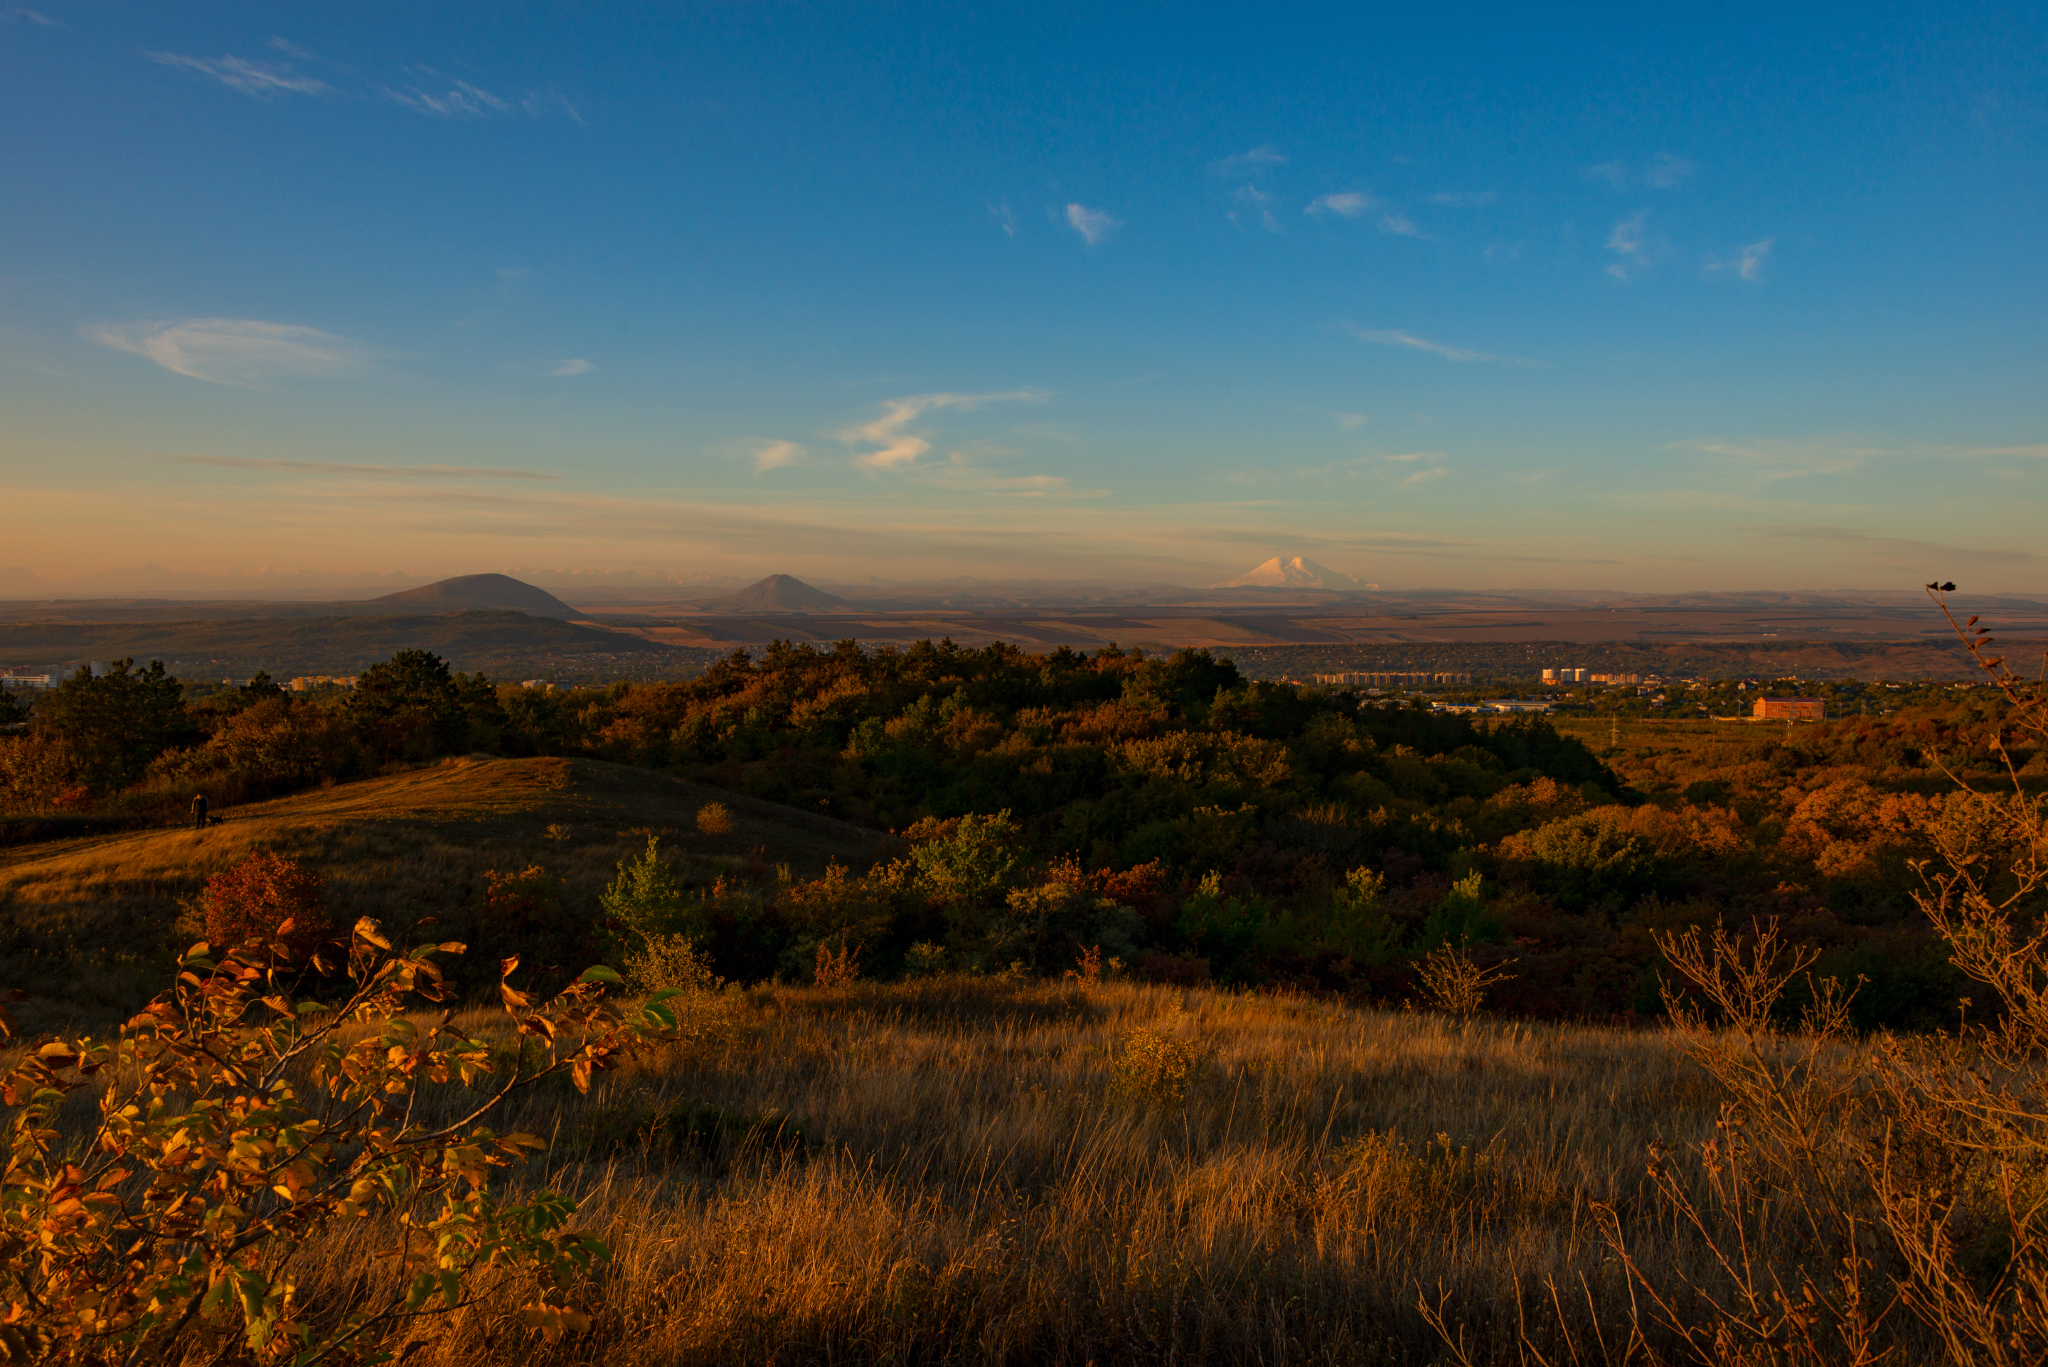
[1230, 184, 1280, 233]
[1707, 237, 1774, 281]
[150, 46, 579, 121]
[166, 455, 559, 480]
[1344, 325, 1540, 367]
[1668, 436, 1878, 481]
[1604, 210, 1650, 280]
[1585, 154, 1692, 190]
[382, 77, 511, 117]
[1428, 191, 1497, 207]
[380, 71, 581, 121]
[915, 453, 1103, 498]
[1336, 412, 1367, 430]
[1961, 444, 2048, 460]
[1644, 151, 1692, 188]
[1378, 211, 1424, 238]
[548, 358, 595, 377]
[1305, 192, 1374, 219]
[750, 440, 805, 473]
[1757, 525, 2041, 567]
[990, 199, 1016, 238]
[6, 8, 58, 23]
[90, 318, 376, 386]
[148, 52, 329, 97]
[841, 390, 1049, 472]
[1213, 145, 1286, 174]
[1064, 203, 1121, 247]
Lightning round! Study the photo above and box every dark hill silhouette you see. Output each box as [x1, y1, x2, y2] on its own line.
[366, 574, 577, 618]
[706, 574, 848, 612]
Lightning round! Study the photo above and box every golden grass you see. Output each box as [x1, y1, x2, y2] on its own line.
[0, 757, 881, 1033]
[240, 977, 1728, 1365]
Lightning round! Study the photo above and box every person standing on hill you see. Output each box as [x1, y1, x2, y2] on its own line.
[191, 792, 208, 831]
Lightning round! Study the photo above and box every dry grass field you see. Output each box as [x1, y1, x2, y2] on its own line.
[0, 757, 881, 1033]
[25, 971, 1721, 1365]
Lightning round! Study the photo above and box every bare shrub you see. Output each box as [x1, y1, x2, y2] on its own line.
[1416, 942, 1516, 1017]
[903, 940, 948, 978]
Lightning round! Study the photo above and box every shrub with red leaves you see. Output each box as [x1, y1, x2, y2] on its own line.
[201, 850, 330, 955]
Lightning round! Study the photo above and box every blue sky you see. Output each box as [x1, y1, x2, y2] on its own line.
[4, 2, 2045, 593]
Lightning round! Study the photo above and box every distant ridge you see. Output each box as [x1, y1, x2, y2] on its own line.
[705, 574, 848, 612]
[367, 574, 578, 618]
[1215, 556, 1374, 590]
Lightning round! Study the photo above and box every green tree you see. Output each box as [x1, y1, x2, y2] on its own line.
[1418, 871, 1505, 948]
[600, 837, 704, 946]
[1175, 872, 1272, 981]
[1326, 866, 1402, 965]
[907, 810, 1023, 906]
[30, 658, 195, 792]
[238, 670, 284, 704]
[347, 649, 468, 759]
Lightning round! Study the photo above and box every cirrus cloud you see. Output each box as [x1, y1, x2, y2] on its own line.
[166, 455, 559, 481]
[841, 390, 1049, 472]
[148, 51, 328, 97]
[1064, 203, 1121, 247]
[89, 318, 377, 386]
[1305, 192, 1374, 219]
[1343, 325, 1541, 367]
[1706, 237, 1774, 281]
[750, 439, 805, 473]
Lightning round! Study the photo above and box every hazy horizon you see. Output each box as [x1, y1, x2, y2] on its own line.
[5, 4, 2044, 593]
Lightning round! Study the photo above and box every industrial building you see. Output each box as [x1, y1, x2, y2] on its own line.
[1753, 697, 1824, 721]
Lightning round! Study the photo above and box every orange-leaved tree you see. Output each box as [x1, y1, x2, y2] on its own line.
[203, 850, 331, 956]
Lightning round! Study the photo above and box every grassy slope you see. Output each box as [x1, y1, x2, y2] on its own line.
[0, 755, 881, 1032]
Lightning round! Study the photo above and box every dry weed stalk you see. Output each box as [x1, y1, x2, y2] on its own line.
[1418, 941, 1518, 1018]
[813, 936, 861, 988]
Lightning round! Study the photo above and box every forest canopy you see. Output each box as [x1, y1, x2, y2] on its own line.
[4, 638, 2038, 1028]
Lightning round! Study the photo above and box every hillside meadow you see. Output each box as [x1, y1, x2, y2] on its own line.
[0, 755, 879, 1034]
[12, 964, 1728, 1365]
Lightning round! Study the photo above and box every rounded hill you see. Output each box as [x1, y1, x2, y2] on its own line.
[367, 573, 578, 618]
[706, 574, 848, 612]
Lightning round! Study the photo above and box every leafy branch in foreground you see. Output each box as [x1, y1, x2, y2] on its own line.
[0, 918, 681, 1365]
